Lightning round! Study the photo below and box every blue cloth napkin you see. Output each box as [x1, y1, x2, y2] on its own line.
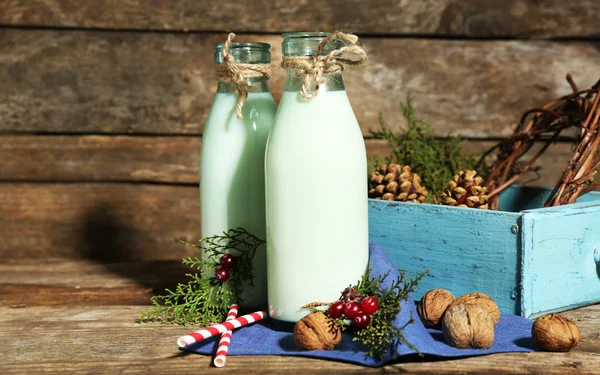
[181, 241, 536, 366]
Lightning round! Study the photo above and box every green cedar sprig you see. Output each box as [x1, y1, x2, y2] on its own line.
[370, 96, 482, 201]
[351, 268, 428, 359]
[307, 268, 428, 360]
[138, 228, 265, 326]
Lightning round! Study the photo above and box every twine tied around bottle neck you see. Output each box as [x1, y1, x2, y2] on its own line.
[216, 33, 272, 119]
[281, 31, 367, 100]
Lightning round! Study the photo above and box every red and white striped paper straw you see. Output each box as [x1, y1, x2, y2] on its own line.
[213, 304, 239, 368]
[177, 309, 268, 348]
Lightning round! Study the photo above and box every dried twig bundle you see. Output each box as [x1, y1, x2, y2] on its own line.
[546, 78, 600, 206]
[478, 74, 600, 209]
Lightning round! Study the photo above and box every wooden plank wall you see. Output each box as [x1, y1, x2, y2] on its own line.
[0, 1, 598, 260]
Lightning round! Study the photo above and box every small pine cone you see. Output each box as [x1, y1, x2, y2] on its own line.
[369, 163, 429, 203]
[440, 170, 489, 209]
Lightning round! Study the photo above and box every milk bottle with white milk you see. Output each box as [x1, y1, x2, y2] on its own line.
[265, 32, 369, 322]
[200, 41, 276, 310]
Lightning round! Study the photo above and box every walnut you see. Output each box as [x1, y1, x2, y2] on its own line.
[293, 311, 342, 351]
[442, 304, 495, 349]
[532, 313, 581, 352]
[447, 292, 500, 326]
[417, 288, 455, 328]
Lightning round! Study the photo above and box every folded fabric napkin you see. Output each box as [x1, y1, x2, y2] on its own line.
[181, 241, 536, 367]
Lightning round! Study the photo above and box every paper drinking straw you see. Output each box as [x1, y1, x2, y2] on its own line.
[213, 304, 239, 368]
[177, 310, 268, 347]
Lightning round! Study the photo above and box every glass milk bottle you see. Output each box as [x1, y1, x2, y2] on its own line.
[265, 32, 369, 322]
[200, 41, 276, 310]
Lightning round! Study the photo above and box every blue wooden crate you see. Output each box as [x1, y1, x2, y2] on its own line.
[369, 185, 600, 318]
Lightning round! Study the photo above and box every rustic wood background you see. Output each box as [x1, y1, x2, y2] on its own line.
[1, 0, 599, 261]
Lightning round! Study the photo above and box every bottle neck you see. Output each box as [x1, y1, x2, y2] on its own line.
[217, 77, 271, 94]
[283, 72, 345, 93]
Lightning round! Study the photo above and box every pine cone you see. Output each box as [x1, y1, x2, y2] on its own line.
[440, 170, 489, 209]
[369, 163, 429, 203]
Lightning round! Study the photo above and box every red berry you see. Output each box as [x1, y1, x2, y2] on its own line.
[219, 254, 237, 269]
[361, 296, 379, 315]
[215, 267, 230, 282]
[328, 301, 345, 318]
[344, 302, 361, 319]
[353, 311, 371, 329]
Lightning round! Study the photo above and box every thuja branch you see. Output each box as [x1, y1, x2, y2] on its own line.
[370, 96, 480, 202]
[352, 268, 428, 359]
[182, 227, 265, 291]
[303, 267, 428, 360]
[139, 228, 265, 326]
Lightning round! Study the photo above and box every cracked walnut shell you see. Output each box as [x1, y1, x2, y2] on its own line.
[532, 313, 580, 352]
[447, 292, 501, 326]
[293, 311, 342, 351]
[442, 304, 495, 349]
[417, 288, 455, 327]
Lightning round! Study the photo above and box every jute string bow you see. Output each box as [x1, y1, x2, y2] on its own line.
[281, 31, 367, 100]
[216, 33, 272, 119]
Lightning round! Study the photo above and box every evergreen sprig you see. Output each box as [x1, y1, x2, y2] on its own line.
[139, 228, 265, 326]
[307, 268, 428, 360]
[370, 96, 481, 201]
[352, 268, 428, 359]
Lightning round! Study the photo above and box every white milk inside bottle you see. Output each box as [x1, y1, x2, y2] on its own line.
[200, 41, 276, 310]
[265, 32, 369, 322]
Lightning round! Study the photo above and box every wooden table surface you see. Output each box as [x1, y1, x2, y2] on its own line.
[2, 259, 600, 374]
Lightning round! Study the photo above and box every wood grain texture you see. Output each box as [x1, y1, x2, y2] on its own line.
[0, 134, 576, 189]
[521, 201, 600, 318]
[0, 284, 153, 306]
[0, 139, 580, 261]
[370, 187, 600, 319]
[1, 30, 599, 137]
[3, 355, 600, 375]
[0, 261, 598, 373]
[0, 135, 200, 183]
[1, 0, 599, 38]
[369, 199, 522, 315]
[0, 183, 200, 260]
[0, 303, 599, 374]
[0, 259, 190, 288]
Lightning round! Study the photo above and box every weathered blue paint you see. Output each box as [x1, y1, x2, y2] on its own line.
[521, 201, 600, 318]
[369, 200, 522, 314]
[369, 185, 600, 318]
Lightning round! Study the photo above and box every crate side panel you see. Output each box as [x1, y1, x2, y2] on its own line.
[524, 205, 600, 317]
[369, 200, 521, 314]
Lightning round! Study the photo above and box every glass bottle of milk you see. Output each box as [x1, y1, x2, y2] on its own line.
[265, 33, 369, 322]
[200, 41, 276, 310]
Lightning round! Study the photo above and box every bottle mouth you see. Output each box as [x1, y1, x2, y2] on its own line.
[214, 42, 271, 65]
[214, 42, 271, 51]
[282, 32, 343, 57]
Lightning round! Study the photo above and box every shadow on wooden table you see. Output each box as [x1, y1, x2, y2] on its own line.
[79, 203, 191, 295]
